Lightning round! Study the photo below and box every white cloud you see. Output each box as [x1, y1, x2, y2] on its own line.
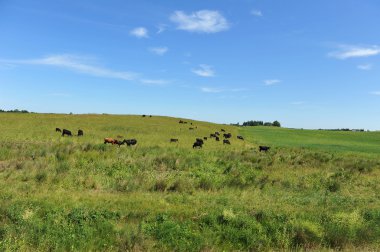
[328, 45, 380, 59]
[1, 54, 138, 81]
[251, 9, 263, 17]
[140, 79, 170, 86]
[357, 64, 373, 70]
[370, 91, 380, 96]
[130, 27, 148, 38]
[264, 79, 281, 86]
[156, 24, 167, 34]
[149, 47, 168, 56]
[192, 64, 215, 77]
[170, 10, 229, 33]
[201, 87, 223, 93]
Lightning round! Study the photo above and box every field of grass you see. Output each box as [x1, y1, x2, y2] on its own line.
[241, 126, 380, 155]
[1, 113, 380, 251]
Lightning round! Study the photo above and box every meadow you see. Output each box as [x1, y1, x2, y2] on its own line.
[1, 113, 380, 251]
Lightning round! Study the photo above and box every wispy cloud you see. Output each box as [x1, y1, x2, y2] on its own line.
[0, 54, 138, 81]
[357, 64, 373, 70]
[328, 45, 380, 59]
[200, 87, 223, 93]
[149, 47, 168, 56]
[170, 10, 229, 33]
[156, 24, 167, 34]
[264, 79, 281, 86]
[192, 64, 215, 77]
[251, 9, 263, 17]
[370, 91, 380, 96]
[140, 79, 170, 86]
[130, 27, 148, 38]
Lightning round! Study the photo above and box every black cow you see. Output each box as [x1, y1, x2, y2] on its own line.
[223, 133, 232, 138]
[115, 140, 124, 147]
[189, 127, 194, 130]
[170, 138, 179, 143]
[203, 137, 208, 140]
[196, 138, 204, 144]
[77, 129, 84, 136]
[237, 135, 244, 140]
[221, 129, 226, 132]
[179, 120, 184, 124]
[259, 146, 270, 152]
[142, 115, 146, 117]
[215, 136, 220, 141]
[193, 141, 203, 148]
[210, 133, 216, 138]
[223, 139, 231, 145]
[215, 132, 220, 136]
[55, 128, 61, 132]
[123, 139, 137, 146]
[62, 129, 72, 137]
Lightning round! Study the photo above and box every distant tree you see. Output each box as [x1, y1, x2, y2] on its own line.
[264, 122, 272, 126]
[273, 120, 281, 127]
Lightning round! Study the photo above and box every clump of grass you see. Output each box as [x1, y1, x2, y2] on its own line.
[35, 171, 47, 183]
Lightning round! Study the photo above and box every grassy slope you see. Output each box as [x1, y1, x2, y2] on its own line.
[1, 113, 380, 251]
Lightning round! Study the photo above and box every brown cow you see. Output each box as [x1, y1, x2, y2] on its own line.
[104, 138, 117, 145]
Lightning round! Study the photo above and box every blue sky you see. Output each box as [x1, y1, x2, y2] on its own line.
[1, 0, 380, 129]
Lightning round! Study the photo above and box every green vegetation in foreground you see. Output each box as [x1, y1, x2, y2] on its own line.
[0, 113, 380, 251]
[241, 126, 380, 155]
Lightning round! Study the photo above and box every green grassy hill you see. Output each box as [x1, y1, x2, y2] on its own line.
[1, 113, 379, 251]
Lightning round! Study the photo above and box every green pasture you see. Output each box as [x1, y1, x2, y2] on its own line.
[0, 113, 379, 251]
[241, 126, 380, 155]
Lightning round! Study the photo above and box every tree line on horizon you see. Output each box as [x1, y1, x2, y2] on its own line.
[231, 120, 281, 127]
[0, 108, 30, 113]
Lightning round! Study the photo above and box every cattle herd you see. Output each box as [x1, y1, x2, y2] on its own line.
[54, 118, 271, 152]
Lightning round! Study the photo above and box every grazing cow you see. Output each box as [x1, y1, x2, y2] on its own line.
[62, 129, 72, 137]
[170, 138, 179, 143]
[77, 129, 84, 136]
[123, 139, 137, 146]
[223, 139, 231, 145]
[210, 133, 216, 138]
[149, 115, 152, 117]
[259, 146, 271, 152]
[104, 138, 117, 144]
[189, 127, 194, 130]
[223, 133, 232, 138]
[115, 140, 124, 147]
[183, 121, 188, 124]
[215, 136, 220, 141]
[55, 128, 61, 132]
[193, 141, 203, 148]
[221, 129, 226, 132]
[196, 138, 204, 144]
[142, 115, 146, 117]
[190, 122, 193, 125]
[215, 132, 220, 136]
[237, 135, 244, 140]
[203, 137, 208, 140]
[179, 120, 184, 124]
